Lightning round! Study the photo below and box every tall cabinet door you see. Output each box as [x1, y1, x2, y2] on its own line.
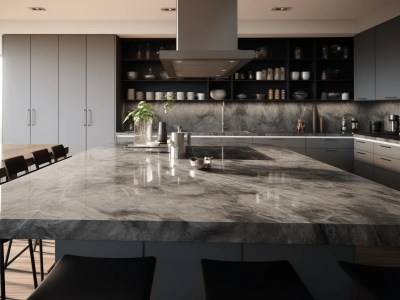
[30, 35, 59, 144]
[86, 35, 116, 149]
[2, 35, 31, 143]
[376, 16, 400, 100]
[354, 29, 375, 101]
[59, 35, 87, 155]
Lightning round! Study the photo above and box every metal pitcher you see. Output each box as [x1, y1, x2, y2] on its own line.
[170, 132, 185, 159]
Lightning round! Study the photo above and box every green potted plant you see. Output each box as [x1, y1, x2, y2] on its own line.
[123, 101, 154, 144]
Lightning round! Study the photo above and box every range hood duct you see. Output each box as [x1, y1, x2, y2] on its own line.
[159, 0, 253, 78]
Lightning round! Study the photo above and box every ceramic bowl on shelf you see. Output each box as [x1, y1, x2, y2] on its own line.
[292, 91, 308, 100]
[127, 71, 139, 80]
[210, 89, 226, 100]
[236, 93, 247, 100]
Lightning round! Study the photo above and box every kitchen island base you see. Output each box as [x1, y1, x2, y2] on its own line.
[56, 240, 353, 300]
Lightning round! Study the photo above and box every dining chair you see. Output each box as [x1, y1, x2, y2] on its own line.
[201, 259, 314, 300]
[339, 261, 400, 299]
[4, 155, 29, 181]
[51, 144, 69, 162]
[27, 255, 156, 300]
[32, 148, 53, 169]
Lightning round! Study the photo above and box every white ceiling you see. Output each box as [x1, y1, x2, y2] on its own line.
[0, 0, 399, 39]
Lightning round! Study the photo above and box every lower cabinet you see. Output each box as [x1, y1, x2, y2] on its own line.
[305, 138, 354, 172]
[252, 137, 306, 155]
[354, 138, 400, 190]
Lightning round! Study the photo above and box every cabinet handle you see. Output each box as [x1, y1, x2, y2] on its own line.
[356, 151, 366, 155]
[83, 109, 87, 126]
[379, 145, 391, 149]
[357, 97, 368, 100]
[380, 157, 392, 162]
[324, 149, 337, 152]
[27, 109, 31, 126]
[323, 139, 337, 141]
[385, 97, 397, 99]
[31, 109, 36, 126]
[88, 109, 93, 126]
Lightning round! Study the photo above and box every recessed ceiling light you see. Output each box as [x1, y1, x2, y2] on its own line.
[29, 7, 46, 11]
[272, 7, 291, 11]
[161, 7, 176, 12]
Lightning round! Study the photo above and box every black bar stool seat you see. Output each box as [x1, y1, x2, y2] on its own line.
[339, 261, 400, 300]
[201, 259, 314, 300]
[27, 255, 156, 300]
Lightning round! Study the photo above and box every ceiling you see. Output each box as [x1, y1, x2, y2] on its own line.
[0, 0, 399, 38]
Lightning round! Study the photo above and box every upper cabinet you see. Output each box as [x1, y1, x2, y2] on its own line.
[375, 16, 400, 100]
[354, 16, 400, 101]
[354, 29, 375, 100]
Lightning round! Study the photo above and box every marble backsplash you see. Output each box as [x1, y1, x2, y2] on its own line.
[123, 101, 400, 134]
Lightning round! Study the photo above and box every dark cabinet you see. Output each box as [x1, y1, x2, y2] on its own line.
[354, 29, 375, 100]
[375, 16, 400, 100]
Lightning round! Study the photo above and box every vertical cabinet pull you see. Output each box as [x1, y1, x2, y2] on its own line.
[88, 109, 93, 126]
[31, 109, 36, 126]
[83, 109, 87, 126]
[27, 109, 31, 126]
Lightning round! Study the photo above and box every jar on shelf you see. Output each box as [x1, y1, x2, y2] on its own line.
[274, 88, 280, 100]
[268, 88, 274, 100]
[280, 89, 286, 100]
[137, 44, 142, 59]
[145, 43, 151, 60]
[322, 44, 328, 59]
[343, 46, 349, 59]
[321, 70, 327, 80]
[294, 47, 303, 59]
[248, 70, 254, 80]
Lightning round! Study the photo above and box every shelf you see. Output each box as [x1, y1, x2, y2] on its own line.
[289, 80, 314, 82]
[122, 79, 209, 82]
[122, 59, 162, 62]
[289, 58, 314, 61]
[120, 99, 355, 103]
[316, 58, 353, 62]
[233, 80, 286, 82]
[249, 58, 286, 61]
[317, 79, 353, 82]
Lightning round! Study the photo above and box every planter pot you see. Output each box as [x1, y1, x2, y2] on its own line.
[134, 120, 153, 144]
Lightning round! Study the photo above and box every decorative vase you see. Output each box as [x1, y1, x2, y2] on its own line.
[157, 122, 167, 143]
[134, 120, 153, 145]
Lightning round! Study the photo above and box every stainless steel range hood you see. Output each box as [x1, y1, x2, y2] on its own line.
[159, 0, 253, 78]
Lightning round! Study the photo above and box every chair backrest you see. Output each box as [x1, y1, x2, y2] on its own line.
[51, 144, 67, 162]
[0, 167, 7, 184]
[4, 155, 29, 181]
[32, 149, 53, 169]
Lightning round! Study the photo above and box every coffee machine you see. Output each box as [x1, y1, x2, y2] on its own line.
[388, 114, 399, 133]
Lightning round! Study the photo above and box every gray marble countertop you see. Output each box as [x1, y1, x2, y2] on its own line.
[1, 143, 400, 245]
[354, 133, 400, 145]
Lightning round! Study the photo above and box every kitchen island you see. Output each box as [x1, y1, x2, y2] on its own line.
[2, 143, 400, 299]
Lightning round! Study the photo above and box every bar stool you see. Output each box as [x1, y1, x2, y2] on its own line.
[32, 148, 53, 169]
[27, 255, 156, 300]
[201, 259, 314, 300]
[339, 261, 400, 300]
[51, 144, 69, 162]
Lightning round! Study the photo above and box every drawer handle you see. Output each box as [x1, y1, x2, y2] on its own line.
[324, 149, 337, 152]
[379, 145, 392, 149]
[357, 97, 368, 100]
[380, 157, 392, 162]
[356, 151, 366, 155]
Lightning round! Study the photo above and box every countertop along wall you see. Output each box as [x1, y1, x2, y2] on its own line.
[123, 101, 400, 134]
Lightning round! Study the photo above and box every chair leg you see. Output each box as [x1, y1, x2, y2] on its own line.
[28, 240, 38, 289]
[5, 240, 12, 268]
[0, 242, 6, 300]
[39, 240, 44, 281]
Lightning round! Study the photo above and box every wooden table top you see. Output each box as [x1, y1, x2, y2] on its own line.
[0, 144, 56, 163]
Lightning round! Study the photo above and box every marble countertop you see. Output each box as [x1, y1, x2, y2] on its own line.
[354, 133, 400, 145]
[1, 143, 400, 245]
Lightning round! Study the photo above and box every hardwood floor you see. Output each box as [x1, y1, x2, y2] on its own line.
[2, 240, 55, 300]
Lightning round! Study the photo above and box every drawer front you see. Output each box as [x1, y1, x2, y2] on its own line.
[374, 167, 400, 191]
[252, 137, 306, 148]
[306, 148, 354, 172]
[307, 138, 354, 149]
[354, 149, 374, 164]
[374, 154, 400, 174]
[354, 160, 374, 180]
[374, 142, 400, 160]
[354, 139, 374, 153]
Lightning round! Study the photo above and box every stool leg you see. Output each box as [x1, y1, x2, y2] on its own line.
[28, 240, 38, 288]
[39, 240, 44, 281]
[0, 242, 6, 300]
[5, 240, 12, 268]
